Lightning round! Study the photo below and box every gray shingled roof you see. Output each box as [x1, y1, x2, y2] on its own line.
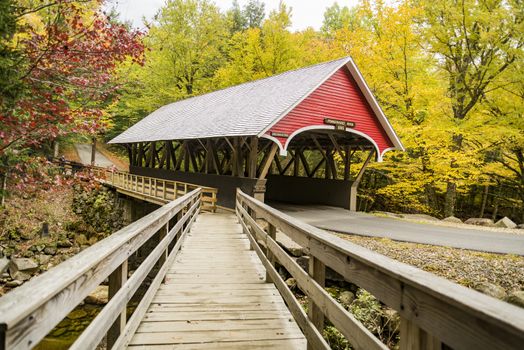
[109, 57, 352, 144]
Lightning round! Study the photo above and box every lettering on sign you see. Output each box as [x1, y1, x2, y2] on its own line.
[271, 131, 289, 138]
[324, 118, 356, 129]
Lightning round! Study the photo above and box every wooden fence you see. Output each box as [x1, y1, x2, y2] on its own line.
[52, 158, 217, 212]
[0, 189, 201, 350]
[236, 189, 524, 350]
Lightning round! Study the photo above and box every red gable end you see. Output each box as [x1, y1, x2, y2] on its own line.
[264, 66, 395, 158]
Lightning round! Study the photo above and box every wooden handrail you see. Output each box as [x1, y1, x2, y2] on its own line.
[0, 189, 202, 349]
[89, 165, 217, 212]
[235, 189, 524, 350]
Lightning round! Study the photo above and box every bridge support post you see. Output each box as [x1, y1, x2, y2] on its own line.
[107, 259, 128, 347]
[349, 149, 374, 211]
[307, 256, 325, 350]
[400, 318, 441, 350]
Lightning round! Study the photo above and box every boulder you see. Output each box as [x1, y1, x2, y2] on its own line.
[9, 258, 38, 279]
[494, 217, 517, 229]
[0, 258, 9, 275]
[11, 271, 32, 282]
[85, 285, 108, 305]
[5, 280, 23, 287]
[474, 282, 507, 300]
[517, 224, 524, 229]
[339, 291, 355, 306]
[507, 291, 524, 308]
[276, 232, 305, 257]
[443, 216, 462, 223]
[464, 218, 495, 227]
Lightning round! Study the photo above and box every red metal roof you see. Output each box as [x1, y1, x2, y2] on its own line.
[264, 66, 396, 160]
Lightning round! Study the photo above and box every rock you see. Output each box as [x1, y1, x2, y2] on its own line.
[494, 217, 517, 229]
[37, 254, 52, 265]
[44, 246, 57, 255]
[517, 224, 524, 229]
[57, 240, 73, 248]
[276, 232, 305, 257]
[507, 291, 524, 308]
[402, 214, 439, 221]
[11, 271, 32, 281]
[67, 309, 88, 320]
[6, 280, 23, 287]
[0, 258, 9, 275]
[464, 218, 495, 227]
[9, 258, 38, 278]
[85, 285, 108, 305]
[443, 216, 462, 223]
[339, 291, 355, 306]
[474, 282, 507, 300]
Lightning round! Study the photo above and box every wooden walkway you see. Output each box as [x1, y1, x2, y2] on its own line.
[127, 211, 306, 349]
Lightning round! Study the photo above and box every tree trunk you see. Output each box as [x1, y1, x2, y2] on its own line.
[91, 138, 96, 166]
[0, 170, 6, 207]
[480, 185, 489, 218]
[444, 181, 456, 217]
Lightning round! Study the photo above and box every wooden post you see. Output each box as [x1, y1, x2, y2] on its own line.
[349, 149, 374, 211]
[265, 224, 276, 282]
[308, 255, 325, 350]
[400, 318, 442, 350]
[158, 223, 168, 270]
[107, 260, 128, 348]
[248, 136, 258, 178]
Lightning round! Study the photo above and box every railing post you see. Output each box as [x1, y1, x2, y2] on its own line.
[308, 255, 325, 350]
[107, 259, 128, 348]
[400, 318, 441, 350]
[158, 223, 169, 272]
[162, 181, 166, 200]
[265, 223, 276, 282]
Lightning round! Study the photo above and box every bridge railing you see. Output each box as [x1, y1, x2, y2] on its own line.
[235, 189, 524, 350]
[89, 166, 217, 212]
[0, 189, 202, 350]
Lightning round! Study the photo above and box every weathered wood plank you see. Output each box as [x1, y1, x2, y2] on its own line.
[127, 338, 307, 349]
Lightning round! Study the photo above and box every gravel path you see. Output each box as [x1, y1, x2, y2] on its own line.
[338, 234, 524, 295]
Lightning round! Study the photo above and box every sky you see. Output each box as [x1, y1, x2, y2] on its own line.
[104, 0, 359, 31]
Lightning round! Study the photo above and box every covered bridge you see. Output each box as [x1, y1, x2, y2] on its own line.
[110, 57, 403, 209]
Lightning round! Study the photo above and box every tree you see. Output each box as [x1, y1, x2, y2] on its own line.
[422, 0, 524, 216]
[0, 0, 143, 155]
[108, 0, 228, 136]
[228, 0, 265, 33]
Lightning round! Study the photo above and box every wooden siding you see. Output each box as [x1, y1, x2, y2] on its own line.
[268, 66, 394, 154]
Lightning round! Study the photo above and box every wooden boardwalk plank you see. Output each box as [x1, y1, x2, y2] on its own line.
[127, 212, 306, 349]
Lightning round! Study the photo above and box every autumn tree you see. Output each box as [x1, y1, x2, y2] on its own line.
[422, 0, 524, 216]
[108, 0, 229, 139]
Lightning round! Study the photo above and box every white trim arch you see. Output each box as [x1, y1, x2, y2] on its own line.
[260, 134, 287, 156]
[280, 125, 384, 162]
